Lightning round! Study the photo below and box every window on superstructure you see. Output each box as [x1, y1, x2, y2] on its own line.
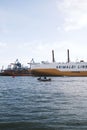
[71, 65, 74, 68]
[82, 65, 85, 68]
[82, 65, 87, 68]
[62, 66, 66, 68]
[59, 66, 61, 68]
[72, 65, 76, 68]
[68, 66, 70, 68]
[66, 66, 68, 68]
[79, 65, 86, 68]
[78, 65, 80, 68]
[56, 66, 58, 68]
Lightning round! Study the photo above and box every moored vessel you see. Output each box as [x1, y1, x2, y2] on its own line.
[0, 59, 32, 76]
[31, 50, 87, 77]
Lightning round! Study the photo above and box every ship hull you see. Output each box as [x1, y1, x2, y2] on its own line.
[0, 59, 32, 76]
[31, 68, 87, 77]
[0, 70, 32, 76]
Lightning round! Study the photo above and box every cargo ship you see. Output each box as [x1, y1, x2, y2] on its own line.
[31, 50, 87, 77]
[0, 59, 32, 76]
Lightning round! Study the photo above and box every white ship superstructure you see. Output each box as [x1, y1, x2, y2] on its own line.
[31, 50, 87, 76]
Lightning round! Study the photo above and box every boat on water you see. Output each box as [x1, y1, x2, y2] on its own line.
[37, 77, 51, 82]
[0, 59, 32, 76]
[31, 50, 87, 77]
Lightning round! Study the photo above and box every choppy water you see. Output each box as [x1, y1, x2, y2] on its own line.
[0, 76, 87, 129]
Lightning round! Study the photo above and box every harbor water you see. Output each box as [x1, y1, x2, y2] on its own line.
[0, 76, 87, 129]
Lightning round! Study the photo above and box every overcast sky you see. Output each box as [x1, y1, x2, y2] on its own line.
[0, 0, 87, 68]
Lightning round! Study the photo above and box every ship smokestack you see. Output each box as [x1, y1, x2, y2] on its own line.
[52, 50, 55, 62]
[67, 49, 70, 62]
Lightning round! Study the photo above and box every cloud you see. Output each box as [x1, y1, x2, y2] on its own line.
[0, 42, 7, 47]
[57, 0, 87, 31]
[17, 41, 79, 62]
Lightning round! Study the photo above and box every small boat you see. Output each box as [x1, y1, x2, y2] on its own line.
[37, 77, 51, 82]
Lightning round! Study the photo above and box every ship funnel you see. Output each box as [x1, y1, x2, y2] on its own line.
[52, 50, 55, 62]
[67, 49, 70, 62]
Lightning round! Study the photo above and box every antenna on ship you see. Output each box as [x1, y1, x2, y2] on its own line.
[67, 49, 70, 62]
[52, 50, 55, 62]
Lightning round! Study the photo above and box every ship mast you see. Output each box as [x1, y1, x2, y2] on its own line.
[52, 50, 55, 62]
[67, 49, 70, 62]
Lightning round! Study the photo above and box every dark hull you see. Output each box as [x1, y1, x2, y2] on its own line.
[0, 70, 32, 76]
[37, 77, 51, 81]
